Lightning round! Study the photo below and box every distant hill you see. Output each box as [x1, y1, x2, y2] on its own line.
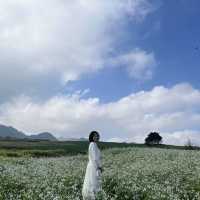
[0, 124, 57, 141]
[29, 132, 57, 141]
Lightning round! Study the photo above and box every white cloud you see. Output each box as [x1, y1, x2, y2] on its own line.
[0, 0, 156, 102]
[111, 48, 156, 81]
[1, 83, 200, 146]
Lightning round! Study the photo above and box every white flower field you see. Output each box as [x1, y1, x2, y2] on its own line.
[0, 147, 200, 200]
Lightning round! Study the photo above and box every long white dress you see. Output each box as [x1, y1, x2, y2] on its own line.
[82, 142, 102, 200]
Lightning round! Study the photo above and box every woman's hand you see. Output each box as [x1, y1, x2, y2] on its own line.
[98, 167, 103, 173]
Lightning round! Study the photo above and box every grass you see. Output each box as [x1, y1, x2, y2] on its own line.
[0, 147, 200, 199]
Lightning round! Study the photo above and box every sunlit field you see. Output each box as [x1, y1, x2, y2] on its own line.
[0, 147, 200, 200]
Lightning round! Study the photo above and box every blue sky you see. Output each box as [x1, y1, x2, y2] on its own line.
[66, 0, 200, 103]
[0, 0, 200, 145]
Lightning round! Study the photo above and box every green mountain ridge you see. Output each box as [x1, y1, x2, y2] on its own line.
[0, 124, 57, 141]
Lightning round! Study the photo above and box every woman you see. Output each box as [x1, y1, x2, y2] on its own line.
[82, 131, 103, 200]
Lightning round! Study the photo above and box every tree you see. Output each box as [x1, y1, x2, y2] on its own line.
[184, 138, 194, 150]
[145, 132, 162, 145]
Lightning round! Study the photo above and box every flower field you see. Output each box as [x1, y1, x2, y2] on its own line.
[0, 147, 200, 200]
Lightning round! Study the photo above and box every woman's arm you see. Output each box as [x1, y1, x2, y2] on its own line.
[89, 143, 100, 170]
[96, 150, 103, 172]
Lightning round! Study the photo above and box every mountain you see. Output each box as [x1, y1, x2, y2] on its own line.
[0, 124, 57, 141]
[0, 124, 27, 139]
[29, 132, 57, 141]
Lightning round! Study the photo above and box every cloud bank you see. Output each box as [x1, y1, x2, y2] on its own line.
[1, 83, 200, 146]
[0, 0, 156, 102]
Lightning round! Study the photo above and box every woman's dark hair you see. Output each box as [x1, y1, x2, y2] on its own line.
[89, 131, 100, 142]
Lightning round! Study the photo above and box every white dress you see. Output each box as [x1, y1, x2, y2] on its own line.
[82, 142, 102, 200]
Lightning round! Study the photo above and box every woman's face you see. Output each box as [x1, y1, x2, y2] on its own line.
[93, 133, 100, 142]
